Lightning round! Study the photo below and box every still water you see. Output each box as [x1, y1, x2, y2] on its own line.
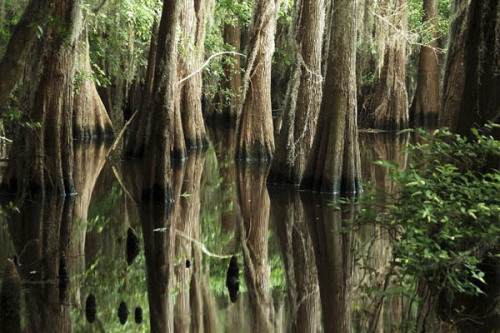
[0, 129, 497, 332]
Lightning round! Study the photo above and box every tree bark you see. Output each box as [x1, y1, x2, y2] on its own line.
[365, 0, 409, 131]
[410, 0, 441, 128]
[220, 19, 242, 122]
[455, 0, 500, 134]
[177, 0, 212, 151]
[73, 29, 114, 140]
[236, 0, 280, 161]
[301, 0, 362, 195]
[1, 0, 84, 197]
[440, 0, 470, 129]
[0, 0, 52, 111]
[141, 0, 182, 202]
[267, 0, 325, 185]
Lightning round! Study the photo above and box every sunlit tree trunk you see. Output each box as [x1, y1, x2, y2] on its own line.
[177, 0, 212, 151]
[73, 29, 114, 140]
[1, 0, 84, 197]
[267, 0, 325, 185]
[410, 0, 441, 128]
[236, 0, 280, 161]
[302, 0, 362, 194]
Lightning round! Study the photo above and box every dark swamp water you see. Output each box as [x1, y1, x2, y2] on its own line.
[0, 128, 498, 332]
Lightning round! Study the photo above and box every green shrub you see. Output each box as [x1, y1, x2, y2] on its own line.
[354, 124, 500, 296]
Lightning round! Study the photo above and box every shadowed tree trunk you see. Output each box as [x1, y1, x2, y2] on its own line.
[269, 188, 319, 333]
[301, 0, 362, 194]
[1, 0, 84, 197]
[0, 0, 51, 111]
[267, 0, 325, 185]
[220, 17, 242, 122]
[365, 0, 409, 131]
[440, 1, 470, 129]
[140, 0, 182, 202]
[236, 0, 280, 161]
[0, 259, 21, 333]
[410, 0, 441, 128]
[454, 0, 500, 134]
[237, 164, 274, 332]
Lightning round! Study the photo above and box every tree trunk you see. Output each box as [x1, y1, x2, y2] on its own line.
[410, 0, 441, 128]
[1, 0, 84, 197]
[0, 0, 52, 111]
[177, 0, 212, 151]
[267, 0, 325, 185]
[236, 0, 280, 161]
[301, 0, 362, 195]
[141, 0, 182, 202]
[366, 0, 409, 131]
[73, 29, 114, 140]
[220, 19, 242, 122]
[440, 1, 470, 129]
[455, 0, 500, 134]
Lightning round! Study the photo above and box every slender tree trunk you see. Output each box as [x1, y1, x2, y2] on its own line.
[220, 19, 242, 122]
[236, 0, 280, 161]
[141, 0, 182, 202]
[410, 0, 441, 128]
[267, 0, 325, 185]
[455, 0, 500, 134]
[301, 0, 362, 195]
[0, 0, 52, 111]
[366, 0, 409, 131]
[440, 1, 470, 129]
[1, 0, 84, 197]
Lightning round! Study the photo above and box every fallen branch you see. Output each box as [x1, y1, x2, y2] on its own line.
[106, 109, 139, 159]
[178, 51, 245, 84]
[0, 136, 12, 142]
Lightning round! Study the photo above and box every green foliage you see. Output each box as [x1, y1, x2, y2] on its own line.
[408, 0, 450, 44]
[354, 124, 500, 297]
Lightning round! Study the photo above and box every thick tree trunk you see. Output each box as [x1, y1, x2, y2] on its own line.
[73, 30, 114, 140]
[440, 1, 470, 129]
[455, 0, 500, 134]
[365, 0, 409, 131]
[301, 0, 362, 194]
[0, 0, 52, 111]
[410, 0, 441, 128]
[177, 0, 212, 151]
[141, 0, 182, 202]
[267, 0, 325, 185]
[236, 0, 280, 161]
[1, 0, 83, 197]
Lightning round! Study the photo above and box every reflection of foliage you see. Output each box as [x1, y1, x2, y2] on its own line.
[353, 124, 500, 300]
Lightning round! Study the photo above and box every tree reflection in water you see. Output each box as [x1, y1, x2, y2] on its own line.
[1, 130, 495, 332]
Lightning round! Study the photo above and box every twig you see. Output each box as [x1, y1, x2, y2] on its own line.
[111, 165, 137, 204]
[178, 51, 245, 84]
[175, 230, 236, 259]
[106, 109, 139, 159]
[0, 136, 12, 142]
